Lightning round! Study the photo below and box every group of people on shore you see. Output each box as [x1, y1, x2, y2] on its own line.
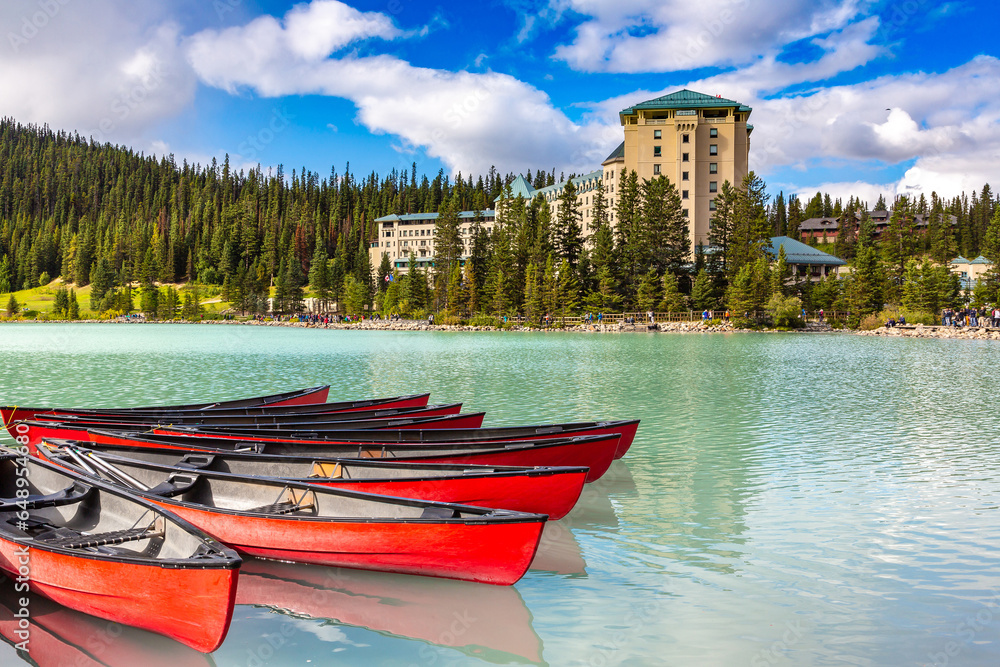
[941, 307, 1000, 328]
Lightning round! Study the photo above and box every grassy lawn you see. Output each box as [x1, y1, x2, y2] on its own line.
[1, 280, 232, 319]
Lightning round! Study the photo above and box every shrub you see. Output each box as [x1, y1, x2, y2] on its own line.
[859, 307, 937, 330]
[767, 294, 805, 329]
[469, 314, 499, 327]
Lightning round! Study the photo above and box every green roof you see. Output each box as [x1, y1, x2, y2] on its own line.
[621, 89, 752, 116]
[950, 256, 970, 264]
[375, 210, 495, 223]
[766, 237, 846, 266]
[970, 255, 992, 265]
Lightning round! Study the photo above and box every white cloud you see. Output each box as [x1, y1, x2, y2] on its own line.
[185, 0, 611, 176]
[551, 0, 867, 73]
[0, 1, 195, 145]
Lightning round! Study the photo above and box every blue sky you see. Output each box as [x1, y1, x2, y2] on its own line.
[2, 0, 998, 204]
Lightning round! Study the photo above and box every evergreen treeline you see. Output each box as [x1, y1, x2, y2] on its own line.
[0, 118, 525, 316]
[2, 117, 998, 327]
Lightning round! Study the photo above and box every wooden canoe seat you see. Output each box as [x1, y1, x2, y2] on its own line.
[0, 482, 92, 511]
[36, 519, 165, 550]
[247, 487, 317, 516]
[308, 462, 343, 479]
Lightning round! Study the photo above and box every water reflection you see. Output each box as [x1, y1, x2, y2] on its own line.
[235, 558, 544, 664]
[0, 576, 213, 667]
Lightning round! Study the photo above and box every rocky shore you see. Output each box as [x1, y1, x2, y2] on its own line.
[191, 318, 744, 334]
[6, 317, 999, 340]
[856, 324, 1000, 341]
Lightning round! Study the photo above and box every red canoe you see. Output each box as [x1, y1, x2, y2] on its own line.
[0, 447, 241, 653]
[45, 402, 466, 427]
[13, 412, 488, 449]
[164, 419, 641, 460]
[42, 427, 619, 482]
[38, 392, 431, 420]
[37, 446, 546, 585]
[0, 577, 215, 667]
[41, 443, 588, 519]
[0, 385, 330, 435]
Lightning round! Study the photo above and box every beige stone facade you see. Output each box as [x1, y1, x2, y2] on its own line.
[369, 211, 496, 273]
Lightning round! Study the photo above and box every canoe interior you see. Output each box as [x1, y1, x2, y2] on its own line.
[171, 420, 640, 443]
[0, 453, 227, 563]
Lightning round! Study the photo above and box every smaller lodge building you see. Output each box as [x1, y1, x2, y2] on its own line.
[765, 236, 846, 281]
[798, 210, 959, 242]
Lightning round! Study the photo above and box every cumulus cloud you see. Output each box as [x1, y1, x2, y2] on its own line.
[551, 0, 867, 73]
[746, 56, 1000, 197]
[0, 0, 196, 145]
[185, 0, 609, 176]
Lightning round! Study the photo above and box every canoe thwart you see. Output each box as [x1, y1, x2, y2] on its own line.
[0, 482, 93, 511]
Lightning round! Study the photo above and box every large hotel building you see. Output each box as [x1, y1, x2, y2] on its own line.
[370, 90, 752, 272]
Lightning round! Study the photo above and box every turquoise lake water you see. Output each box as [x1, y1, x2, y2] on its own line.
[0, 323, 999, 666]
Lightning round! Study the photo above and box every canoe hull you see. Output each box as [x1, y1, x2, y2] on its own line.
[0, 386, 332, 435]
[144, 502, 543, 586]
[0, 539, 237, 653]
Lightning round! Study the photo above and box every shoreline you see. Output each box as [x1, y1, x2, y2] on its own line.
[2, 318, 998, 340]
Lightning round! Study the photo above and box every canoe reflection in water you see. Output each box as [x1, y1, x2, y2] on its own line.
[0, 576, 213, 667]
[236, 558, 545, 664]
[529, 461, 636, 575]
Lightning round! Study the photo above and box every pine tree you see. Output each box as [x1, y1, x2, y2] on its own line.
[690, 268, 716, 310]
[787, 196, 803, 241]
[68, 289, 79, 319]
[6, 293, 18, 317]
[771, 245, 790, 296]
[447, 264, 466, 315]
[555, 177, 584, 272]
[639, 176, 688, 276]
[708, 180, 738, 276]
[635, 268, 661, 312]
[556, 259, 580, 320]
[309, 243, 331, 312]
[433, 194, 463, 309]
[658, 272, 686, 312]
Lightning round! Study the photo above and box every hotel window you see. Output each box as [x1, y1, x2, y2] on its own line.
[653, 130, 662, 139]
[682, 209, 689, 218]
[682, 171, 689, 181]
[653, 164, 661, 175]
[682, 153, 689, 162]
[709, 163, 718, 174]
[709, 181, 718, 193]
[709, 144, 718, 155]
[653, 146, 661, 157]
[682, 190, 689, 200]
[709, 199, 717, 211]
[682, 134, 689, 143]
[710, 128, 718, 138]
